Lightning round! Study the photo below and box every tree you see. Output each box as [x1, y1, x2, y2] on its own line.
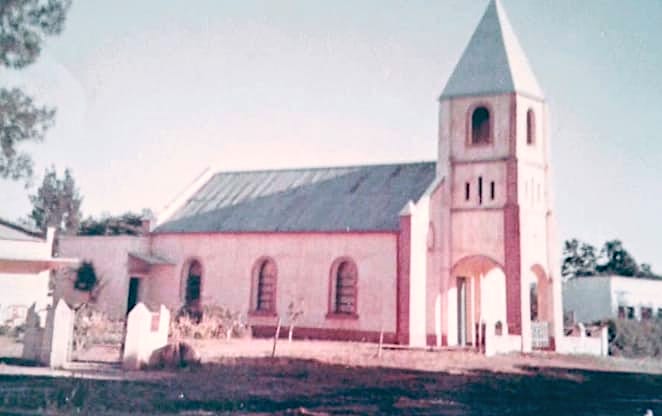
[561, 239, 597, 279]
[636, 263, 662, 280]
[286, 297, 304, 343]
[596, 240, 639, 277]
[28, 166, 82, 234]
[563, 238, 661, 280]
[1, 0, 72, 182]
[0, 88, 55, 181]
[78, 210, 153, 236]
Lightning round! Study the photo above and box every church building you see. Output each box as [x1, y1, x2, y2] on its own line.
[58, 0, 563, 352]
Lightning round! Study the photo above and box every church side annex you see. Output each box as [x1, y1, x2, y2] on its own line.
[57, 0, 563, 352]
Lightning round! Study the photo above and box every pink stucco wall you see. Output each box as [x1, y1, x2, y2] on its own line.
[57, 236, 150, 319]
[148, 232, 398, 336]
[58, 231, 397, 339]
[57, 232, 399, 339]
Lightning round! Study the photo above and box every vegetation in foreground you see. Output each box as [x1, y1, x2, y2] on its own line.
[0, 355, 660, 416]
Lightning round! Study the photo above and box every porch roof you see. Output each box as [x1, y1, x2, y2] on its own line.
[0, 257, 79, 274]
[128, 251, 175, 266]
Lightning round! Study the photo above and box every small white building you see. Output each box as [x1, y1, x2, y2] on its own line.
[0, 218, 77, 326]
[563, 275, 662, 323]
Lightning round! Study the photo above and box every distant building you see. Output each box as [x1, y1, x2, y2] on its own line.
[564, 275, 662, 323]
[57, 0, 564, 352]
[0, 219, 77, 325]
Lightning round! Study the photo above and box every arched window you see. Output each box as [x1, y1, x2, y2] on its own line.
[526, 109, 535, 145]
[184, 260, 202, 309]
[253, 258, 277, 312]
[471, 106, 490, 144]
[330, 259, 358, 315]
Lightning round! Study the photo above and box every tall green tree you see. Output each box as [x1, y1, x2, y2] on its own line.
[0, 0, 72, 182]
[78, 211, 152, 236]
[28, 166, 82, 234]
[596, 240, 639, 277]
[561, 239, 597, 279]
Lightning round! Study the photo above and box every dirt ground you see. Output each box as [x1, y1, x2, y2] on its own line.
[0, 337, 661, 415]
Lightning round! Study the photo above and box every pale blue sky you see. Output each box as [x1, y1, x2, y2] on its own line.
[1, 0, 661, 271]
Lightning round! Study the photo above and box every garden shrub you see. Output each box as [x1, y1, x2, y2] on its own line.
[73, 304, 124, 351]
[606, 318, 662, 358]
[170, 305, 248, 340]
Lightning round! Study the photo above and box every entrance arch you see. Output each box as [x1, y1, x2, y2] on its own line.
[529, 264, 552, 322]
[450, 255, 506, 347]
[181, 259, 204, 315]
[528, 264, 553, 349]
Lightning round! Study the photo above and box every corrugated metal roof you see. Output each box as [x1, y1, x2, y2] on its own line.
[440, 0, 543, 100]
[155, 161, 437, 233]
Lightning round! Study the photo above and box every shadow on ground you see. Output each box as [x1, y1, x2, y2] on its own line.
[0, 356, 39, 367]
[0, 357, 660, 415]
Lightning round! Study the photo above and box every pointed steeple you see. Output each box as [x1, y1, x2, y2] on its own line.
[440, 0, 543, 100]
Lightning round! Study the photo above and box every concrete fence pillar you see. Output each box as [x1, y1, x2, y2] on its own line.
[123, 303, 170, 370]
[21, 304, 43, 362]
[600, 326, 609, 357]
[39, 299, 74, 368]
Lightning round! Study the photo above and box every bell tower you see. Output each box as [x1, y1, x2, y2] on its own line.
[437, 0, 562, 350]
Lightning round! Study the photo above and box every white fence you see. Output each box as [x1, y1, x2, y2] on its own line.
[556, 323, 609, 357]
[122, 303, 170, 370]
[22, 299, 74, 368]
[22, 300, 173, 369]
[484, 322, 522, 356]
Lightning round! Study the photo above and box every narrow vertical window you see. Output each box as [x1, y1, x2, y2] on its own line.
[478, 176, 483, 205]
[465, 182, 470, 201]
[255, 259, 277, 312]
[490, 181, 495, 200]
[526, 109, 535, 145]
[618, 306, 625, 319]
[626, 307, 635, 320]
[471, 107, 490, 144]
[332, 260, 358, 315]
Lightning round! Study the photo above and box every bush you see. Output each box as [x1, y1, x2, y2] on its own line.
[73, 305, 124, 351]
[74, 261, 98, 292]
[606, 319, 662, 358]
[170, 305, 248, 340]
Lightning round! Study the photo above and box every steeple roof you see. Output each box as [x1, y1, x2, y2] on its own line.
[440, 0, 543, 100]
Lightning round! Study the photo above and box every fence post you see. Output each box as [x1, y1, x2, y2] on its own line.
[271, 318, 281, 358]
[600, 326, 609, 357]
[48, 299, 74, 368]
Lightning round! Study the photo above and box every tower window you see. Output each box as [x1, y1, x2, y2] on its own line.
[526, 109, 535, 145]
[490, 181, 495, 200]
[471, 107, 491, 144]
[478, 176, 483, 205]
[465, 182, 470, 201]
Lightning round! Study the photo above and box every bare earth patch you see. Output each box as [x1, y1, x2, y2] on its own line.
[0, 337, 660, 415]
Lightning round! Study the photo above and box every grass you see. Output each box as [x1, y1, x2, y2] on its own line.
[0, 338, 660, 415]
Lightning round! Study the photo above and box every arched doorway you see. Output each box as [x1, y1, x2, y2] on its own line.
[529, 264, 552, 349]
[450, 256, 506, 347]
[182, 259, 203, 320]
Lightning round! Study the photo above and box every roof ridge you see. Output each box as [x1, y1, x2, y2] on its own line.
[211, 160, 436, 176]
